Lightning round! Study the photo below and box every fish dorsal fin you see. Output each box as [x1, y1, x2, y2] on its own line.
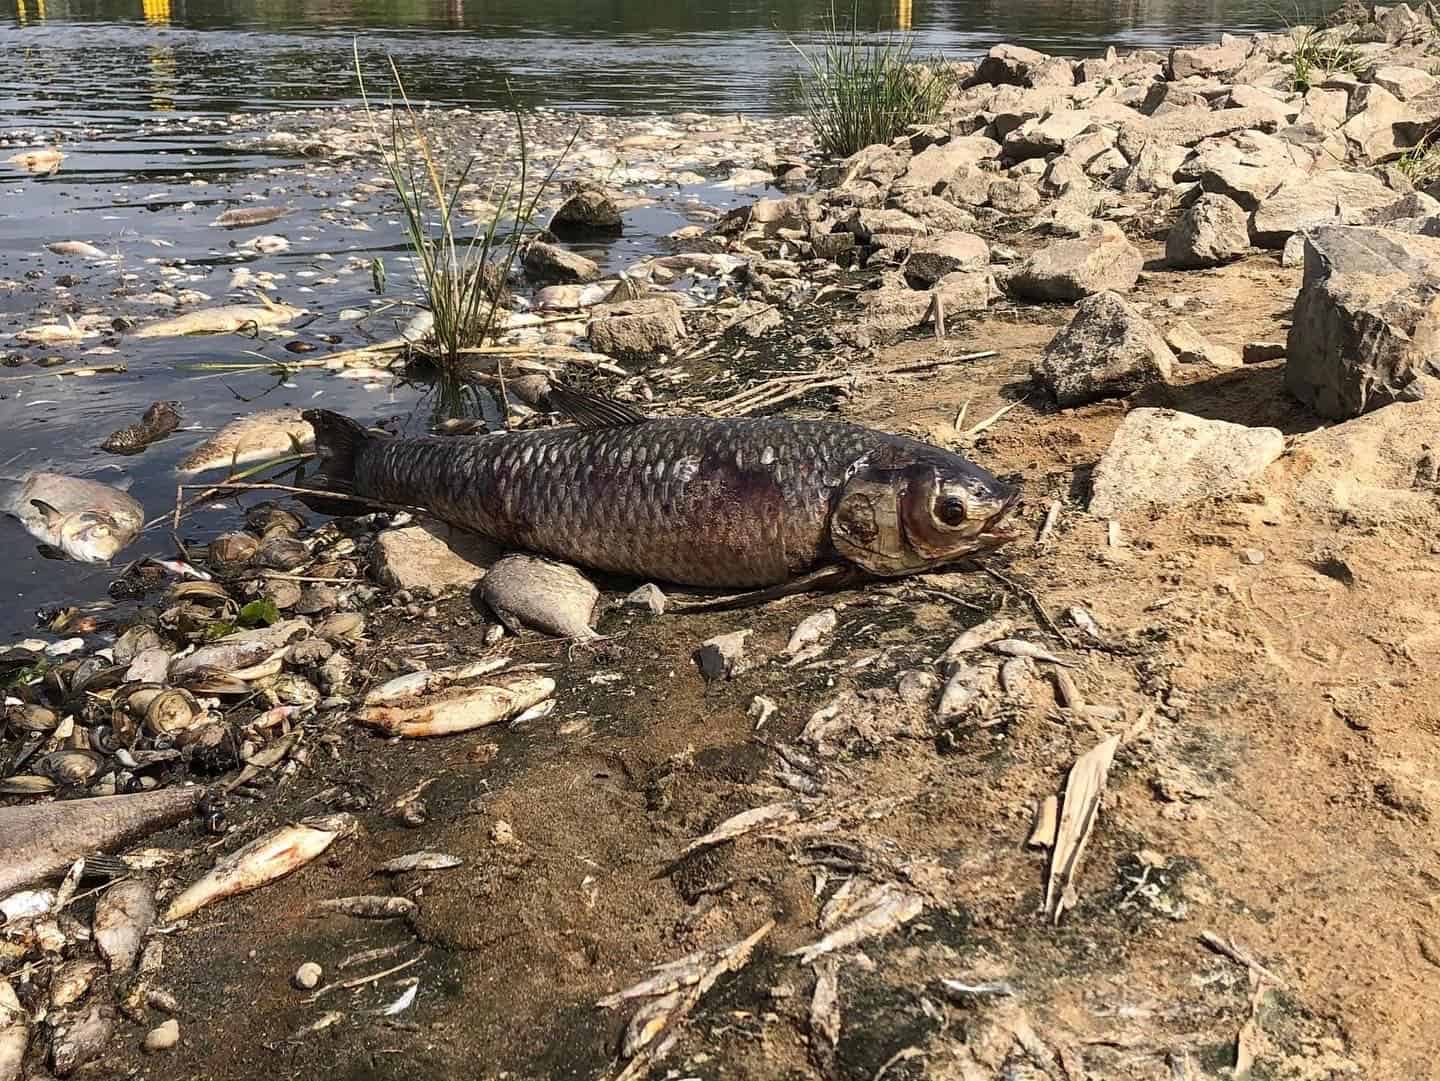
[547, 382, 649, 428]
[29, 499, 62, 524]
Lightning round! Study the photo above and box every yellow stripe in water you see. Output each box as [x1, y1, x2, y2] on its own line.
[897, 0, 912, 31]
[15, 0, 27, 24]
[142, 0, 170, 25]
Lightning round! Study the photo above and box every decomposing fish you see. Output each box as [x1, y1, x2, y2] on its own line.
[101, 401, 182, 455]
[789, 881, 924, 965]
[169, 619, 311, 682]
[50, 1004, 110, 1076]
[0, 980, 25, 1081]
[354, 672, 555, 738]
[375, 852, 463, 875]
[938, 617, 1014, 671]
[16, 319, 90, 345]
[362, 658, 509, 705]
[0, 472, 143, 563]
[93, 879, 157, 972]
[49, 959, 101, 1008]
[302, 384, 1020, 593]
[312, 895, 416, 919]
[479, 554, 599, 639]
[677, 802, 804, 860]
[0, 788, 202, 897]
[46, 241, 109, 259]
[162, 813, 356, 923]
[211, 206, 287, 229]
[786, 608, 837, 655]
[131, 299, 303, 339]
[987, 638, 1075, 667]
[6, 148, 65, 175]
[176, 408, 314, 475]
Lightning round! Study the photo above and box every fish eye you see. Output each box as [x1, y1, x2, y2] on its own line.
[936, 495, 968, 527]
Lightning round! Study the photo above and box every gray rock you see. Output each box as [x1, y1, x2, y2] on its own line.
[522, 240, 601, 284]
[1118, 106, 1283, 156]
[849, 207, 929, 242]
[987, 178, 1042, 214]
[1177, 135, 1301, 210]
[1244, 341, 1288, 363]
[946, 164, 995, 207]
[1032, 290, 1175, 405]
[894, 137, 1002, 192]
[1338, 84, 1408, 162]
[1165, 320, 1242, 367]
[1167, 40, 1250, 80]
[1368, 64, 1439, 101]
[891, 192, 979, 233]
[1359, 191, 1440, 224]
[1250, 170, 1398, 247]
[858, 271, 997, 332]
[1286, 225, 1440, 419]
[830, 143, 909, 188]
[971, 44, 1071, 87]
[1041, 156, 1090, 194]
[625, 583, 667, 615]
[480, 554, 599, 640]
[811, 230, 858, 261]
[1166, 192, 1251, 268]
[1003, 110, 1095, 159]
[549, 187, 622, 236]
[373, 520, 500, 591]
[587, 297, 686, 360]
[1298, 87, 1349, 131]
[1113, 140, 1188, 192]
[1089, 408, 1284, 516]
[1009, 225, 1144, 301]
[1282, 231, 1307, 266]
[903, 232, 991, 285]
[695, 629, 751, 681]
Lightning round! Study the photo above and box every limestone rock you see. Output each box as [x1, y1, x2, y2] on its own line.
[522, 240, 600, 284]
[1032, 290, 1175, 405]
[988, 178, 1042, 214]
[891, 192, 978, 233]
[1338, 84, 1409, 162]
[972, 44, 1067, 88]
[696, 629, 751, 681]
[1008, 225, 1144, 301]
[549, 187, 622, 236]
[1166, 192, 1251, 268]
[903, 232, 991, 285]
[1368, 64, 1439, 101]
[1164, 320, 1242, 367]
[1286, 225, 1440, 419]
[1250, 170, 1398, 247]
[1003, 110, 1095, 159]
[1118, 106, 1283, 155]
[1089, 408, 1284, 516]
[1113, 140, 1188, 192]
[857, 271, 997, 333]
[1167, 40, 1250, 80]
[893, 137, 1001, 192]
[373, 520, 500, 591]
[849, 207, 929, 242]
[587, 297, 686, 360]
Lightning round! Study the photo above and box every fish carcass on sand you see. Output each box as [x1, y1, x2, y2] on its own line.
[301, 385, 1021, 589]
[176, 408, 314, 475]
[0, 472, 145, 562]
[0, 787, 203, 897]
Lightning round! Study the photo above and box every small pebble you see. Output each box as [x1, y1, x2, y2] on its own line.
[625, 583, 667, 615]
[294, 961, 323, 990]
[1240, 548, 1265, 565]
[144, 1019, 179, 1053]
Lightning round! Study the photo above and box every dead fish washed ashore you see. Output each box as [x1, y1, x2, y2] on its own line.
[303, 386, 1023, 593]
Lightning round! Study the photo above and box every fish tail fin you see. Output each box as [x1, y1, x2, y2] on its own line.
[302, 409, 369, 491]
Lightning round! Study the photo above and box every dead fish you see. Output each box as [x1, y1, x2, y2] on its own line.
[937, 617, 1013, 671]
[789, 882, 923, 965]
[46, 241, 109, 259]
[785, 608, 837, 655]
[131, 300, 303, 339]
[211, 206, 286, 229]
[7, 148, 65, 175]
[987, 639, 1075, 667]
[49, 1004, 111, 1077]
[1066, 605, 1104, 641]
[301, 383, 1020, 591]
[0, 788, 202, 897]
[93, 879, 157, 972]
[101, 401, 182, 455]
[0, 889, 54, 921]
[176, 408, 314, 475]
[0, 471, 142, 563]
[479, 554, 599, 639]
[49, 959, 102, 1008]
[935, 663, 986, 722]
[16, 319, 90, 344]
[375, 852, 463, 875]
[168, 620, 310, 682]
[621, 990, 684, 1059]
[240, 234, 289, 255]
[312, 895, 416, 919]
[354, 673, 555, 738]
[678, 802, 804, 859]
[0, 980, 25, 1081]
[162, 813, 356, 923]
[362, 658, 509, 706]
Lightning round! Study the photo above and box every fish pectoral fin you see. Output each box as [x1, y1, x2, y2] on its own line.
[29, 499, 63, 525]
[546, 381, 649, 428]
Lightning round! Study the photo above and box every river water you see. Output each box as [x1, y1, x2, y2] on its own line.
[0, 0, 1303, 639]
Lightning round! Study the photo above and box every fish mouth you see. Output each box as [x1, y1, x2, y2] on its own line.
[982, 489, 1024, 543]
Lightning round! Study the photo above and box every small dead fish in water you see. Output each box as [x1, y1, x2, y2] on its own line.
[0, 788, 202, 897]
[93, 879, 157, 972]
[176, 408, 314, 475]
[354, 673, 555, 738]
[986, 639, 1075, 667]
[938, 617, 1013, 671]
[362, 658, 509, 706]
[101, 401, 181, 455]
[480, 554, 598, 639]
[131, 300, 303, 339]
[312, 895, 416, 919]
[46, 241, 109, 259]
[789, 881, 923, 965]
[162, 813, 356, 923]
[301, 382, 1020, 592]
[16, 318, 90, 344]
[375, 852, 463, 875]
[211, 206, 286, 229]
[241, 234, 290, 255]
[0, 472, 143, 563]
[7, 148, 65, 175]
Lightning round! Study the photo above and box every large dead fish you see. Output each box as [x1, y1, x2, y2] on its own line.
[176, 408, 314, 475]
[131, 299, 303, 339]
[0, 472, 145, 563]
[0, 788, 203, 897]
[301, 385, 1021, 591]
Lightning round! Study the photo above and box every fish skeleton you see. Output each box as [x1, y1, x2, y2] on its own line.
[301, 385, 1021, 590]
[0, 472, 145, 563]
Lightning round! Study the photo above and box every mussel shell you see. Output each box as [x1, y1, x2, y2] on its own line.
[113, 625, 163, 667]
[70, 659, 126, 697]
[0, 774, 56, 795]
[174, 671, 253, 696]
[317, 613, 364, 642]
[263, 579, 303, 610]
[293, 586, 338, 616]
[246, 503, 306, 537]
[208, 531, 260, 565]
[38, 749, 103, 785]
[168, 580, 233, 606]
[144, 688, 203, 736]
[257, 536, 310, 571]
[123, 685, 165, 718]
[257, 673, 320, 709]
[5, 703, 58, 733]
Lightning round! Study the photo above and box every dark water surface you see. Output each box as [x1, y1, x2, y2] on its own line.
[0, 0, 1304, 639]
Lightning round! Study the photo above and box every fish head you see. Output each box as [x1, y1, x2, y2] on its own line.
[830, 451, 1021, 576]
[51, 509, 134, 563]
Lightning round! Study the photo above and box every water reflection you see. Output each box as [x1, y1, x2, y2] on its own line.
[142, 0, 169, 23]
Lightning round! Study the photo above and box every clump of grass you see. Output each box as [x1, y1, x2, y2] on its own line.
[789, 1, 955, 159]
[1289, 24, 1367, 90]
[1396, 134, 1440, 185]
[352, 43, 573, 403]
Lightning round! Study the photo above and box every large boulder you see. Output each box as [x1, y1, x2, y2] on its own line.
[1166, 192, 1252, 268]
[1250, 171, 1399, 247]
[847, 207, 929, 243]
[971, 44, 1074, 88]
[1117, 106, 1283, 156]
[1286, 226, 1440, 419]
[903, 233, 991, 285]
[1338, 84, 1409, 162]
[893, 137, 1001, 192]
[1031, 290, 1175, 405]
[587, 297, 686, 360]
[1008, 225, 1144, 302]
[1176, 131, 1306, 210]
[1089, 408, 1284, 516]
[1003, 110, 1096, 160]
